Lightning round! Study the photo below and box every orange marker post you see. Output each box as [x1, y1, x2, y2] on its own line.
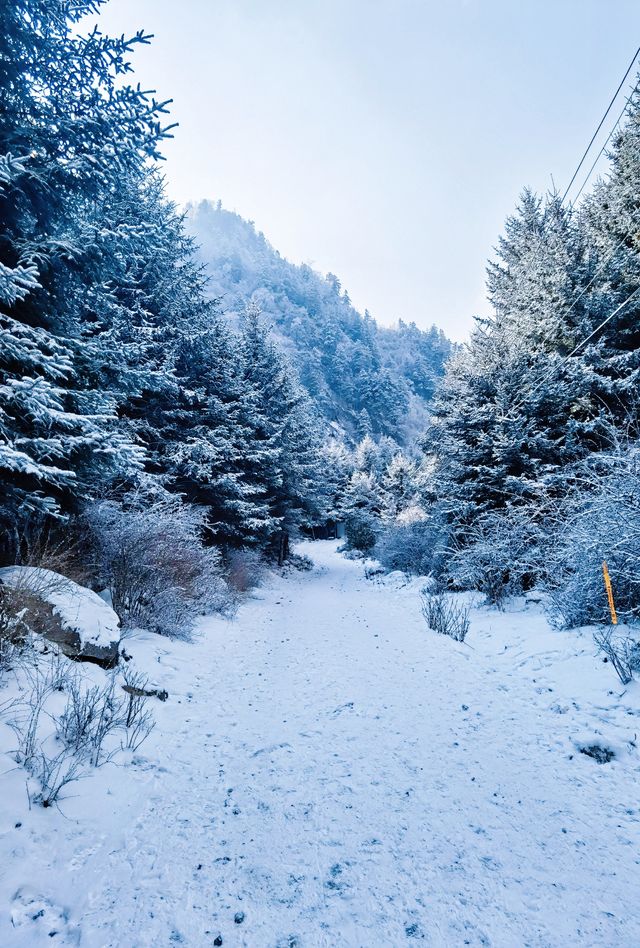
[602, 561, 618, 625]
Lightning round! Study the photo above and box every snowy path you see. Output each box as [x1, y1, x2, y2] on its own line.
[2, 541, 640, 947]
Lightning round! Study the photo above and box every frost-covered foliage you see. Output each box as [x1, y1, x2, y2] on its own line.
[374, 515, 446, 578]
[328, 433, 444, 570]
[345, 513, 379, 554]
[448, 508, 545, 607]
[186, 201, 454, 443]
[0, 0, 174, 540]
[224, 549, 267, 594]
[544, 448, 640, 628]
[84, 496, 232, 638]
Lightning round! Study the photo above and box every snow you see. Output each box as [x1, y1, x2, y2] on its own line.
[0, 567, 119, 648]
[1, 541, 639, 946]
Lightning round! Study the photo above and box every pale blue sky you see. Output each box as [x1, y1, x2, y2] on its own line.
[96, 1, 640, 340]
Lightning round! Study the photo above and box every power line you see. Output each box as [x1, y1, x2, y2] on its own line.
[561, 45, 640, 204]
[491, 49, 640, 373]
[570, 91, 635, 206]
[470, 45, 640, 423]
[561, 286, 640, 362]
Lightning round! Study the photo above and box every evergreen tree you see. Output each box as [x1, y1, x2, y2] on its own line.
[578, 84, 640, 436]
[0, 0, 173, 550]
[238, 309, 326, 561]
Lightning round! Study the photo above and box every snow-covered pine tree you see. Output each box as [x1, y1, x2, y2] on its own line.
[578, 83, 640, 436]
[159, 312, 276, 549]
[429, 190, 587, 541]
[0, 0, 173, 554]
[381, 452, 419, 521]
[237, 308, 326, 561]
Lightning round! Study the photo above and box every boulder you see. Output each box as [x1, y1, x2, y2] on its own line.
[0, 566, 120, 668]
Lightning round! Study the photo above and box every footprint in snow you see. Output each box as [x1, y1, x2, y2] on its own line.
[331, 701, 354, 715]
[10, 888, 79, 943]
[251, 742, 292, 757]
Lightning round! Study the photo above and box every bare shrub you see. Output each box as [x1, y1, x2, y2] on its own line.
[11, 693, 45, 770]
[593, 626, 640, 685]
[57, 668, 155, 764]
[31, 748, 84, 808]
[83, 495, 232, 638]
[13, 517, 89, 586]
[57, 675, 124, 766]
[8, 655, 69, 771]
[3, 653, 156, 806]
[224, 549, 265, 593]
[120, 667, 155, 752]
[421, 589, 470, 642]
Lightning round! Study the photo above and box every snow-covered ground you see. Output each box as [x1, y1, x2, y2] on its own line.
[1, 540, 639, 947]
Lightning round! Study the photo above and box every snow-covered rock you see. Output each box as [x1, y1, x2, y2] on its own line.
[0, 566, 120, 667]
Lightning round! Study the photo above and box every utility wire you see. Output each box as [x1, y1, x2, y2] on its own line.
[561, 45, 640, 204]
[492, 54, 640, 374]
[470, 45, 640, 424]
[491, 193, 639, 362]
[570, 91, 635, 207]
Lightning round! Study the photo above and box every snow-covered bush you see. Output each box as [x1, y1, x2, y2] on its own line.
[345, 512, 379, 553]
[449, 508, 544, 608]
[545, 449, 640, 628]
[421, 590, 470, 642]
[83, 496, 233, 638]
[286, 552, 314, 572]
[374, 514, 447, 577]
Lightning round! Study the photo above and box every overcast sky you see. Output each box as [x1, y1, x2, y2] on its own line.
[95, 1, 640, 340]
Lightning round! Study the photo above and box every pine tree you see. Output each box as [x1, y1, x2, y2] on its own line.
[429, 190, 589, 539]
[0, 0, 173, 550]
[578, 85, 640, 436]
[238, 308, 326, 561]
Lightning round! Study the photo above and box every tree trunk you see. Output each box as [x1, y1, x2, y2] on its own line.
[277, 530, 289, 566]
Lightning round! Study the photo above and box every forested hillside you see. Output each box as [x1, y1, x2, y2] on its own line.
[186, 201, 453, 442]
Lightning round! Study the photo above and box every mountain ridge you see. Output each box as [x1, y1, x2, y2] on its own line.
[185, 199, 454, 444]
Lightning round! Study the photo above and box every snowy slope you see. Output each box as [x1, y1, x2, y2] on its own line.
[1, 542, 639, 946]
